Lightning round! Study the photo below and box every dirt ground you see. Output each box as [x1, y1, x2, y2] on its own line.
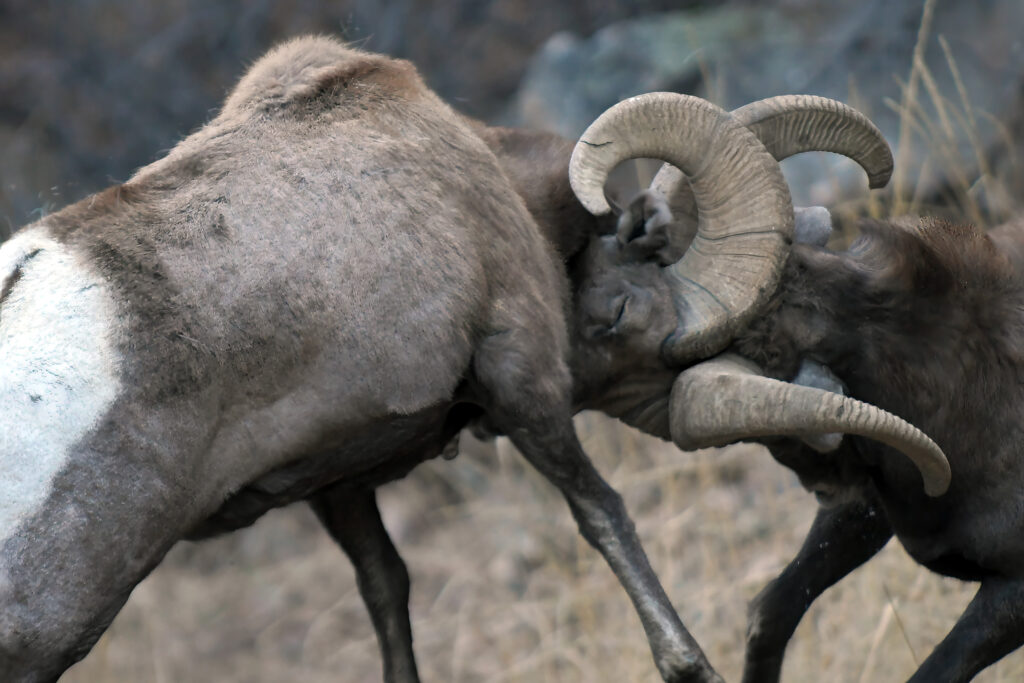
[62, 414, 1024, 682]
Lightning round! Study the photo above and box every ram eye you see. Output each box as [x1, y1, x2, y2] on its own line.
[582, 294, 628, 340]
[609, 295, 628, 331]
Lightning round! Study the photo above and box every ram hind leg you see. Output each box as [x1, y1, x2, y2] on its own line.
[309, 485, 419, 683]
[472, 330, 722, 683]
[742, 495, 892, 683]
[908, 576, 1024, 683]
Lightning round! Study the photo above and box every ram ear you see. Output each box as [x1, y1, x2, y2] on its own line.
[612, 189, 672, 261]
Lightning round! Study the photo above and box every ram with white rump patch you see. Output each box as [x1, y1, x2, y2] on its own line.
[0, 36, 946, 683]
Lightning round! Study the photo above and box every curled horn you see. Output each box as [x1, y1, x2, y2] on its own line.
[669, 354, 951, 497]
[569, 93, 794, 362]
[650, 95, 894, 249]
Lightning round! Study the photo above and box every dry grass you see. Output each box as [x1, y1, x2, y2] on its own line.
[62, 417, 1024, 682]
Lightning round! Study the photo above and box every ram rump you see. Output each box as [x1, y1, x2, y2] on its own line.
[0, 35, 947, 683]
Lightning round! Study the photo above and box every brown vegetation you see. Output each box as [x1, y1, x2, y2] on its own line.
[62, 417, 1024, 681]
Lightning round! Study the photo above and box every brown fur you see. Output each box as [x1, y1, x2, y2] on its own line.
[0, 36, 712, 683]
[736, 216, 1024, 682]
[220, 38, 422, 116]
[470, 123, 606, 260]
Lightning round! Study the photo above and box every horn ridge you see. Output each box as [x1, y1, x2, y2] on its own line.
[669, 354, 951, 496]
[570, 92, 796, 362]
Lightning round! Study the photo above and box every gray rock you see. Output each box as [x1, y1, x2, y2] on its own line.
[0, 0, 708, 235]
[511, 0, 1024, 213]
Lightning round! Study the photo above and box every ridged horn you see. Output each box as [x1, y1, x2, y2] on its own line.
[569, 93, 794, 362]
[651, 95, 894, 248]
[733, 95, 894, 187]
[669, 354, 951, 496]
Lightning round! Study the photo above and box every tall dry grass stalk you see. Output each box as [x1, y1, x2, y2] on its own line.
[883, 0, 1018, 227]
[891, 0, 937, 214]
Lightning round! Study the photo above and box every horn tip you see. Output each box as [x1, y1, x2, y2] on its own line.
[925, 472, 951, 497]
[579, 194, 612, 216]
[867, 164, 895, 189]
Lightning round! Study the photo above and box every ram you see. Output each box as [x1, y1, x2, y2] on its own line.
[0, 36, 944, 682]
[664, 188, 1022, 680]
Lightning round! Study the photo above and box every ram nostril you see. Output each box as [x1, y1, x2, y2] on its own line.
[581, 294, 628, 339]
[610, 295, 629, 331]
[627, 216, 646, 242]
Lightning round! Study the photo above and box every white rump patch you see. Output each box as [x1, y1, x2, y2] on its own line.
[0, 227, 122, 541]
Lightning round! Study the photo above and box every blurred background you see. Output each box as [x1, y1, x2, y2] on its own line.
[4, 0, 1024, 680]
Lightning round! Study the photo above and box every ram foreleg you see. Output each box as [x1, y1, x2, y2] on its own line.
[310, 485, 419, 683]
[909, 576, 1024, 683]
[742, 495, 892, 683]
[473, 328, 722, 683]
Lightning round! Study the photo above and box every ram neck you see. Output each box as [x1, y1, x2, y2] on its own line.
[741, 236, 1024, 454]
[470, 121, 608, 261]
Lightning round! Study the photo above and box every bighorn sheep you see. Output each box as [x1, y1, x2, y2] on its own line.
[0, 36, 946, 682]
[658, 173, 1024, 678]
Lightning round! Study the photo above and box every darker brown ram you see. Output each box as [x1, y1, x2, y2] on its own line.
[669, 210, 1023, 682]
